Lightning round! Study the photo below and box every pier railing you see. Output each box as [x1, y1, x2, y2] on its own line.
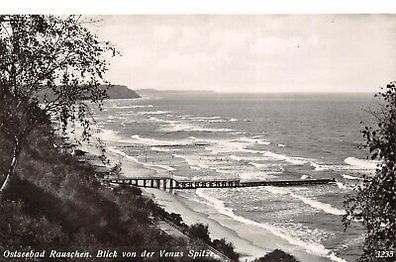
[100, 176, 336, 190]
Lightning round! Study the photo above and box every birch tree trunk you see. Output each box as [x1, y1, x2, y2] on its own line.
[0, 136, 20, 194]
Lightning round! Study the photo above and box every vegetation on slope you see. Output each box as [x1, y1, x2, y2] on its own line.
[0, 116, 240, 261]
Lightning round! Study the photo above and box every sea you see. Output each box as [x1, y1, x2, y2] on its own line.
[90, 92, 378, 262]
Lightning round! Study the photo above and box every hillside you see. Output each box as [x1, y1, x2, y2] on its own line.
[0, 108, 240, 261]
[37, 85, 141, 101]
[103, 85, 141, 99]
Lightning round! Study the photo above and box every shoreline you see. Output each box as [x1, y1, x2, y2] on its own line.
[87, 142, 341, 262]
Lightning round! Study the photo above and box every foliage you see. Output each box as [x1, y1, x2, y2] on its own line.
[212, 238, 240, 261]
[343, 81, 396, 261]
[188, 223, 212, 244]
[0, 125, 188, 260]
[0, 200, 65, 249]
[0, 15, 116, 193]
[252, 249, 299, 262]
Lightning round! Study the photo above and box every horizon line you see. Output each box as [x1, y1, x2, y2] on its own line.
[133, 88, 376, 94]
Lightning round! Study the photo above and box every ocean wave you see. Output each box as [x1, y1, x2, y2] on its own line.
[262, 151, 310, 165]
[147, 116, 170, 123]
[344, 157, 378, 170]
[195, 189, 348, 262]
[341, 174, 363, 180]
[278, 143, 286, 147]
[173, 154, 210, 170]
[214, 169, 235, 175]
[103, 105, 153, 109]
[264, 186, 346, 216]
[209, 140, 258, 154]
[186, 116, 222, 120]
[300, 175, 312, 180]
[239, 171, 280, 181]
[130, 134, 194, 146]
[95, 129, 123, 142]
[151, 146, 177, 152]
[290, 193, 346, 216]
[160, 121, 234, 133]
[108, 147, 138, 161]
[190, 116, 238, 123]
[187, 116, 225, 123]
[232, 136, 271, 145]
[335, 181, 351, 190]
[109, 147, 175, 172]
[139, 110, 172, 115]
[311, 157, 378, 172]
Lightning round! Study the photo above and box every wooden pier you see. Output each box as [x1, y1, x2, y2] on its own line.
[101, 177, 336, 189]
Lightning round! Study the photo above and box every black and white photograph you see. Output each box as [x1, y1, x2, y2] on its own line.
[0, 3, 395, 262]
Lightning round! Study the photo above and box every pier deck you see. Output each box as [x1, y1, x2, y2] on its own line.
[101, 177, 336, 189]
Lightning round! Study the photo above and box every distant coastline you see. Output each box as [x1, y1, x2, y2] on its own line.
[104, 85, 141, 99]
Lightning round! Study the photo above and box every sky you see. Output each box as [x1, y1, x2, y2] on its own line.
[91, 15, 396, 93]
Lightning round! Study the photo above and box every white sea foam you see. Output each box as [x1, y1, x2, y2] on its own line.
[95, 129, 123, 142]
[214, 169, 235, 175]
[310, 162, 331, 171]
[180, 115, 237, 123]
[210, 140, 257, 154]
[311, 157, 378, 172]
[239, 171, 280, 181]
[335, 181, 350, 190]
[160, 121, 234, 133]
[109, 147, 175, 172]
[139, 110, 172, 115]
[103, 105, 153, 109]
[149, 163, 176, 172]
[173, 154, 210, 170]
[108, 147, 137, 161]
[341, 174, 363, 181]
[188, 116, 222, 120]
[130, 134, 193, 146]
[207, 137, 272, 155]
[344, 157, 378, 170]
[230, 155, 252, 161]
[262, 151, 309, 165]
[131, 135, 171, 145]
[290, 193, 346, 216]
[249, 162, 271, 168]
[264, 187, 346, 216]
[196, 189, 348, 262]
[151, 146, 175, 152]
[147, 116, 170, 123]
[233, 136, 271, 145]
[248, 162, 284, 174]
[278, 143, 286, 147]
[187, 116, 227, 123]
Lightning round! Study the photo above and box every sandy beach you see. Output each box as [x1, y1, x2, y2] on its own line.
[83, 142, 337, 262]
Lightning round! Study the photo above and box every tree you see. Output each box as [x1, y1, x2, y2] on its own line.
[343, 81, 396, 261]
[188, 223, 211, 244]
[253, 249, 299, 262]
[212, 238, 240, 261]
[0, 15, 116, 194]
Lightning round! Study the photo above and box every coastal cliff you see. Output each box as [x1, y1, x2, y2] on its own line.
[103, 85, 141, 99]
[37, 85, 141, 101]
